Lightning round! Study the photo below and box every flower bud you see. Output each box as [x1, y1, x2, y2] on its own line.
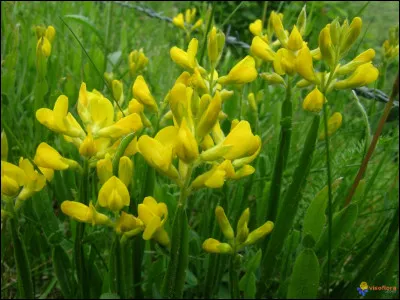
[334, 63, 379, 89]
[340, 17, 362, 54]
[202, 238, 233, 254]
[208, 26, 225, 65]
[79, 132, 97, 157]
[319, 112, 343, 140]
[250, 36, 275, 62]
[172, 13, 185, 29]
[112, 79, 124, 105]
[271, 11, 288, 47]
[248, 93, 257, 112]
[319, 25, 335, 66]
[132, 76, 158, 112]
[302, 87, 326, 113]
[243, 221, 274, 246]
[45, 26, 56, 43]
[287, 25, 303, 51]
[215, 206, 234, 240]
[118, 156, 133, 187]
[260, 72, 285, 86]
[249, 19, 263, 36]
[296, 5, 307, 36]
[176, 119, 199, 164]
[196, 91, 222, 139]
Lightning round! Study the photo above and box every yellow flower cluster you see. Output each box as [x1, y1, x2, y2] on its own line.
[1, 134, 54, 210]
[129, 48, 149, 77]
[172, 7, 203, 33]
[36, 25, 56, 58]
[61, 195, 170, 247]
[203, 206, 274, 254]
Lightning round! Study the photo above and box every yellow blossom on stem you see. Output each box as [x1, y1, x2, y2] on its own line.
[34, 142, 80, 171]
[1, 161, 26, 197]
[98, 176, 130, 212]
[319, 112, 343, 140]
[217, 56, 258, 85]
[302, 87, 326, 113]
[61, 201, 110, 226]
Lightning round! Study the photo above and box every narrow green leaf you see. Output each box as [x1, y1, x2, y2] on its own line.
[287, 248, 320, 299]
[52, 245, 77, 298]
[239, 272, 256, 299]
[63, 14, 104, 44]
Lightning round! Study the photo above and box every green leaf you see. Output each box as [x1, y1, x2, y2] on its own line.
[303, 178, 343, 243]
[239, 272, 256, 298]
[52, 245, 77, 298]
[99, 293, 121, 299]
[315, 203, 358, 257]
[287, 248, 320, 299]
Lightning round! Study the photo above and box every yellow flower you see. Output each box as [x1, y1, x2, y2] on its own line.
[172, 13, 185, 29]
[202, 238, 233, 254]
[132, 76, 158, 112]
[34, 142, 80, 171]
[97, 113, 143, 139]
[185, 8, 196, 24]
[242, 220, 274, 246]
[129, 49, 148, 76]
[270, 11, 288, 47]
[169, 83, 194, 127]
[360, 282, 368, 290]
[1, 161, 26, 197]
[302, 87, 326, 113]
[222, 121, 260, 160]
[191, 19, 203, 31]
[115, 211, 144, 234]
[196, 91, 222, 139]
[295, 45, 318, 83]
[175, 119, 199, 164]
[112, 79, 124, 106]
[217, 56, 258, 85]
[45, 25, 56, 43]
[16, 158, 49, 202]
[340, 17, 362, 54]
[334, 63, 379, 90]
[249, 19, 263, 36]
[138, 196, 170, 246]
[319, 112, 343, 140]
[98, 176, 130, 211]
[77, 83, 114, 132]
[336, 49, 375, 75]
[118, 156, 133, 187]
[61, 201, 110, 226]
[36, 36, 52, 57]
[273, 48, 296, 76]
[170, 38, 199, 72]
[208, 26, 225, 65]
[250, 36, 276, 62]
[97, 154, 113, 185]
[79, 131, 97, 157]
[287, 25, 303, 51]
[260, 72, 285, 85]
[319, 25, 335, 66]
[36, 95, 85, 138]
[137, 135, 179, 180]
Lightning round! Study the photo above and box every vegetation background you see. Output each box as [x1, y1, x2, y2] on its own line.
[1, 1, 399, 299]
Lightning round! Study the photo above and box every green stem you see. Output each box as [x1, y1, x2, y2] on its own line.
[265, 77, 292, 223]
[229, 254, 240, 299]
[322, 102, 333, 299]
[344, 72, 399, 206]
[9, 214, 34, 299]
[257, 115, 320, 298]
[199, 4, 215, 66]
[352, 90, 371, 160]
[74, 159, 89, 299]
[115, 234, 126, 298]
[161, 164, 193, 298]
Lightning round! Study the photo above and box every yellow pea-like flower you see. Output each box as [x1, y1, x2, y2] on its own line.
[215, 206, 234, 240]
[45, 25, 56, 43]
[202, 238, 233, 254]
[77, 83, 114, 132]
[97, 154, 113, 185]
[222, 120, 260, 160]
[191, 166, 226, 189]
[248, 92, 257, 112]
[132, 75, 158, 112]
[219, 89, 234, 102]
[138, 196, 170, 246]
[334, 63, 379, 90]
[185, 8, 196, 24]
[61, 201, 110, 226]
[302, 87, 326, 113]
[129, 49, 148, 76]
[98, 176, 130, 211]
[200, 134, 215, 151]
[196, 91, 222, 139]
[287, 25, 303, 51]
[319, 112, 343, 140]
[175, 119, 199, 164]
[295, 45, 318, 83]
[273, 48, 296, 76]
[1, 130, 8, 161]
[336, 49, 375, 75]
[79, 131, 97, 157]
[16, 158, 47, 202]
[34, 142, 80, 171]
[217, 56, 258, 85]
[231, 164, 256, 179]
[118, 156, 133, 187]
[169, 83, 194, 127]
[250, 36, 276, 62]
[97, 113, 143, 139]
[242, 221, 274, 246]
[249, 19, 263, 36]
[137, 135, 179, 180]
[271, 11, 288, 47]
[236, 208, 250, 244]
[36, 37, 52, 57]
[191, 19, 203, 31]
[1, 161, 26, 197]
[115, 211, 144, 234]
[112, 79, 124, 106]
[36, 95, 85, 138]
[170, 38, 199, 71]
[172, 13, 185, 29]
